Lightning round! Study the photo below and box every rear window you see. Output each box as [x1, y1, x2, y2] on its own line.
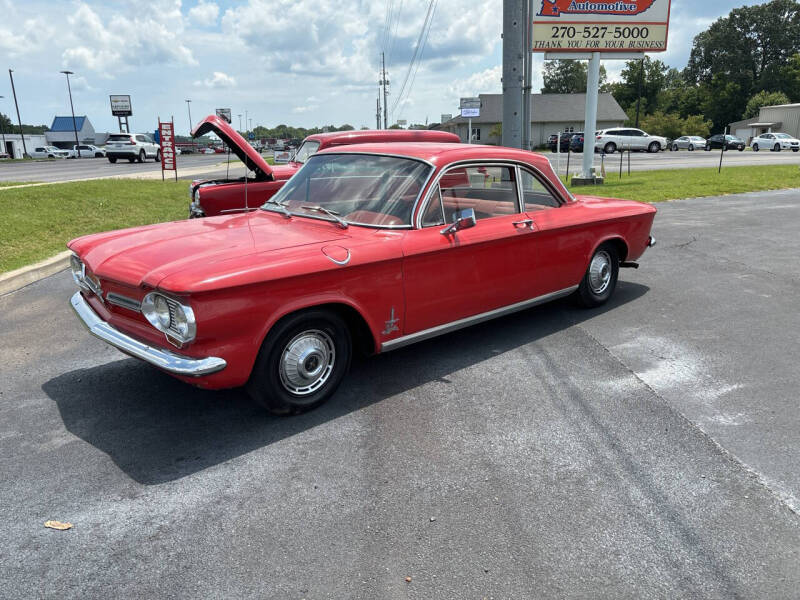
[108, 135, 132, 142]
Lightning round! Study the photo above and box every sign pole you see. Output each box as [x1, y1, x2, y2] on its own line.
[468, 117, 472, 143]
[502, 0, 524, 149]
[581, 52, 601, 181]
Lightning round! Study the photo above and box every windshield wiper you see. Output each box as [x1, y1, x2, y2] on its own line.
[261, 199, 292, 219]
[300, 205, 348, 229]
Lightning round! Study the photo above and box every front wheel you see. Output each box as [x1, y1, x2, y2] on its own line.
[577, 244, 619, 308]
[155, 150, 161, 162]
[247, 309, 352, 415]
[671, 144, 678, 152]
[648, 142, 661, 153]
[752, 143, 759, 152]
[689, 144, 695, 151]
[108, 157, 117, 163]
[138, 150, 145, 162]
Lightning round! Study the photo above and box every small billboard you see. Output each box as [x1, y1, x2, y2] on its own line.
[110, 95, 132, 117]
[532, 0, 671, 53]
[215, 108, 232, 123]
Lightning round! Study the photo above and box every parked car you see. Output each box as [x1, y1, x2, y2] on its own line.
[68, 141, 657, 415]
[705, 134, 745, 151]
[670, 136, 708, 151]
[68, 144, 106, 158]
[548, 131, 575, 152]
[30, 146, 70, 159]
[200, 147, 216, 154]
[105, 133, 161, 163]
[595, 128, 668, 154]
[188, 115, 461, 218]
[569, 132, 587, 152]
[750, 132, 800, 152]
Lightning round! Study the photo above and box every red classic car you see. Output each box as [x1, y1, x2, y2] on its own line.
[188, 115, 460, 218]
[69, 142, 656, 415]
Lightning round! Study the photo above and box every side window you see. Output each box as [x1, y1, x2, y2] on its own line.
[421, 186, 445, 227]
[439, 165, 519, 221]
[520, 170, 561, 210]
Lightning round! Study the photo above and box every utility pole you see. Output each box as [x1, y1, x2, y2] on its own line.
[380, 52, 389, 130]
[376, 94, 381, 129]
[502, 0, 524, 149]
[60, 70, 81, 158]
[8, 69, 28, 158]
[0, 96, 7, 155]
[521, 0, 533, 151]
[238, 114, 242, 132]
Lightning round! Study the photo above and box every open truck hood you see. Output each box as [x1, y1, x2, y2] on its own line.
[192, 115, 274, 181]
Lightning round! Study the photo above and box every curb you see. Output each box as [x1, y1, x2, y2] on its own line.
[0, 251, 72, 296]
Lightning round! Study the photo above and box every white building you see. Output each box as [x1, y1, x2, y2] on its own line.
[45, 116, 96, 148]
[729, 103, 800, 144]
[440, 93, 628, 146]
[1, 133, 48, 159]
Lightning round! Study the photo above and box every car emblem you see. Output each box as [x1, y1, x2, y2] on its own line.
[382, 307, 400, 335]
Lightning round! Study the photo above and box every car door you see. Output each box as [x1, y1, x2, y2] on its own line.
[401, 163, 538, 334]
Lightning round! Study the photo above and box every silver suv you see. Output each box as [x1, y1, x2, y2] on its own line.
[595, 128, 667, 154]
[106, 133, 161, 163]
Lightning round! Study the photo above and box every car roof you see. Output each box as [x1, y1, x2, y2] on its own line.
[315, 142, 555, 169]
[304, 129, 460, 147]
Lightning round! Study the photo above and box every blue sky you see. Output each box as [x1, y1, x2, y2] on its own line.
[0, 0, 770, 134]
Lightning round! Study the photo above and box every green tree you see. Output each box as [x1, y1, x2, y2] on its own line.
[744, 91, 791, 118]
[541, 60, 607, 94]
[609, 56, 668, 115]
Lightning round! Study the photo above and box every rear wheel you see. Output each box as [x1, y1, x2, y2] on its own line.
[773, 144, 781, 152]
[108, 157, 117, 163]
[603, 142, 616, 154]
[577, 244, 619, 308]
[752, 143, 759, 152]
[688, 144, 695, 151]
[247, 309, 352, 415]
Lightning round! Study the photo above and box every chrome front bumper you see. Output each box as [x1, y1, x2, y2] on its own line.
[70, 292, 227, 377]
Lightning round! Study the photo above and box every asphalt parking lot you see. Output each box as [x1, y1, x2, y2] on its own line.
[2, 189, 799, 598]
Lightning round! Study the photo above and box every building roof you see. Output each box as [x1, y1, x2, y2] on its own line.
[760, 103, 800, 109]
[728, 116, 760, 130]
[445, 93, 628, 124]
[50, 116, 88, 132]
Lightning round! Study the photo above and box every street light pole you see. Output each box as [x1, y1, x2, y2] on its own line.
[238, 114, 242, 132]
[185, 99, 193, 152]
[8, 69, 28, 158]
[60, 70, 81, 158]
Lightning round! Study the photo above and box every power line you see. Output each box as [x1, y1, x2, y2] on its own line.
[397, 0, 436, 122]
[391, 0, 436, 117]
[386, 0, 404, 65]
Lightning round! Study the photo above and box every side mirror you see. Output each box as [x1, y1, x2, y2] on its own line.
[441, 208, 477, 235]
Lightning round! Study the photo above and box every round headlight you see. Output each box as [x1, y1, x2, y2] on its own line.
[172, 306, 189, 337]
[154, 295, 171, 329]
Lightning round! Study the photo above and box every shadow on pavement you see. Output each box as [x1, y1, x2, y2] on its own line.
[42, 282, 649, 485]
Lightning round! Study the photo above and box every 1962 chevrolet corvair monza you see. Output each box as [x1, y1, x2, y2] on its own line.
[69, 142, 656, 414]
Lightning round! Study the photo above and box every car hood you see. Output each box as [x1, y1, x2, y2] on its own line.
[69, 212, 349, 292]
[192, 115, 274, 181]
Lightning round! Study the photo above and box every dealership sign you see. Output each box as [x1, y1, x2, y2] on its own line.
[109, 95, 132, 116]
[215, 108, 232, 123]
[532, 0, 670, 52]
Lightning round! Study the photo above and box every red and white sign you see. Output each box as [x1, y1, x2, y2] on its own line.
[159, 121, 177, 172]
[532, 0, 670, 52]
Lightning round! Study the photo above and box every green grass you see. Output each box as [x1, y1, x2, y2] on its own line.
[1, 165, 799, 273]
[564, 164, 800, 203]
[0, 179, 188, 272]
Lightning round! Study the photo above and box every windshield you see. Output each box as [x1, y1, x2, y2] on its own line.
[292, 140, 320, 163]
[266, 153, 432, 227]
[775, 133, 791, 139]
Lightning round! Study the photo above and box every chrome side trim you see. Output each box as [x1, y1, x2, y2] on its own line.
[325, 249, 351, 266]
[380, 285, 578, 352]
[70, 292, 226, 377]
[106, 293, 142, 312]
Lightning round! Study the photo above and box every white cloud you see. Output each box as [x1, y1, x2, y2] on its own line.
[448, 65, 502, 100]
[194, 71, 237, 88]
[189, 1, 220, 24]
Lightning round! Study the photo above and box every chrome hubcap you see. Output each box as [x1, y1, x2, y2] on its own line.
[279, 330, 335, 396]
[588, 250, 612, 295]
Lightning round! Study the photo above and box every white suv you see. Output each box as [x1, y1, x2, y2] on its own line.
[595, 128, 668, 154]
[751, 132, 800, 152]
[105, 133, 161, 163]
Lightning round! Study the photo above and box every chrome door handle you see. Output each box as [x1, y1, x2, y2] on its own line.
[512, 219, 534, 230]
